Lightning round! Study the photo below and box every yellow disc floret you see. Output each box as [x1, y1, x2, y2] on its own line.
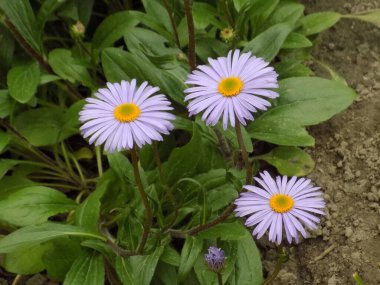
[114, 103, 141, 122]
[269, 194, 294, 213]
[218, 77, 243, 97]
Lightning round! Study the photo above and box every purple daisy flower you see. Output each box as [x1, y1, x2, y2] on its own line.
[234, 171, 325, 244]
[79, 80, 175, 152]
[205, 246, 225, 272]
[184, 50, 279, 129]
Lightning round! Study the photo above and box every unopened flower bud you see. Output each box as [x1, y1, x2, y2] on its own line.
[220, 27, 235, 42]
[176, 52, 187, 62]
[71, 21, 85, 38]
[205, 246, 225, 272]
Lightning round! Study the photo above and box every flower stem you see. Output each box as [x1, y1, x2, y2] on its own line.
[235, 121, 253, 184]
[184, 0, 196, 71]
[168, 203, 236, 238]
[162, 0, 181, 49]
[95, 146, 103, 177]
[131, 147, 153, 254]
[261, 245, 285, 285]
[217, 272, 223, 285]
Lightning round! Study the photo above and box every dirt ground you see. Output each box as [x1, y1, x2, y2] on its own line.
[264, 0, 380, 284]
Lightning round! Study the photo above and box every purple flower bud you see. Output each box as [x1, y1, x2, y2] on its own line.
[205, 246, 225, 272]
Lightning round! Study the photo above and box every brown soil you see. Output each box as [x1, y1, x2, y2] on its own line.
[266, 0, 380, 284]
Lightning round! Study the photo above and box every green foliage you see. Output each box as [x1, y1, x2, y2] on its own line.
[63, 251, 105, 285]
[0, 0, 359, 284]
[178, 237, 203, 281]
[299, 12, 341, 35]
[48, 49, 96, 89]
[343, 9, 380, 27]
[7, 62, 40, 103]
[255, 146, 315, 176]
[0, 186, 76, 226]
[247, 77, 356, 146]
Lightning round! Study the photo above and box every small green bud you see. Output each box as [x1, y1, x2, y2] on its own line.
[71, 21, 85, 38]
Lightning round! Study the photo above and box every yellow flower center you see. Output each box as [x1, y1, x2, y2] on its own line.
[218, 77, 243, 97]
[114, 103, 141, 122]
[269, 194, 294, 213]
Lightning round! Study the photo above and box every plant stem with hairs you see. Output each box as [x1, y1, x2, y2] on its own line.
[217, 272, 223, 285]
[235, 120, 253, 184]
[131, 147, 153, 254]
[261, 245, 286, 285]
[184, 0, 196, 71]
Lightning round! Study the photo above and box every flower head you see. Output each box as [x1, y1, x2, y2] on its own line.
[234, 171, 325, 244]
[79, 80, 175, 152]
[71, 21, 85, 38]
[220, 27, 235, 42]
[205, 246, 225, 272]
[184, 50, 279, 129]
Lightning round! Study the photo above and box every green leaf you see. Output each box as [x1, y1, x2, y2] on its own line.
[248, 117, 315, 146]
[75, 179, 108, 231]
[3, 243, 51, 274]
[0, 90, 14, 118]
[178, 237, 203, 281]
[124, 27, 173, 56]
[101, 48, 185, 104]
[282, 32, 312, 49]
[275, 59, 313, 79]
[13, 106, 78, 147]
[43, 237, 83, 281]
[197, 222, 249, 241]
[233, 0, 250, 12]
[141, 0, 172, 32]
[343, 9, 380, 27]
[107, 153, 133, 183]
[249, 0, 280, 34]
[267, 2, 304, 26]
[243, 23, 293, 61]
[48, 48, 95, 88]
[0, 222, 105, 253]
[0, 131, 10, 154]
[257, 146, 315, 176]
[164, 124, 202, 186]
[160, 246, 181, 267]
[192, 2, 218, 29]
[0, 186, 76, 226]
[156, 262, 178, 285]
[37, 0, 66, 26]
[76, 0, 95, 26]
[0, 0, 42, 52]
[92, 11, 140, 50]
[299, 12, 341, 35]
[233, 236, 263, 285]
[115, 246, 164, 285]
[63, 251, 104, 285]
[248, 77, 356, 146]
[264, 77, 356, 125]
[0, 159, 19, 179]
[7, 62, 40, 103]
[0, 176, 36, 199]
